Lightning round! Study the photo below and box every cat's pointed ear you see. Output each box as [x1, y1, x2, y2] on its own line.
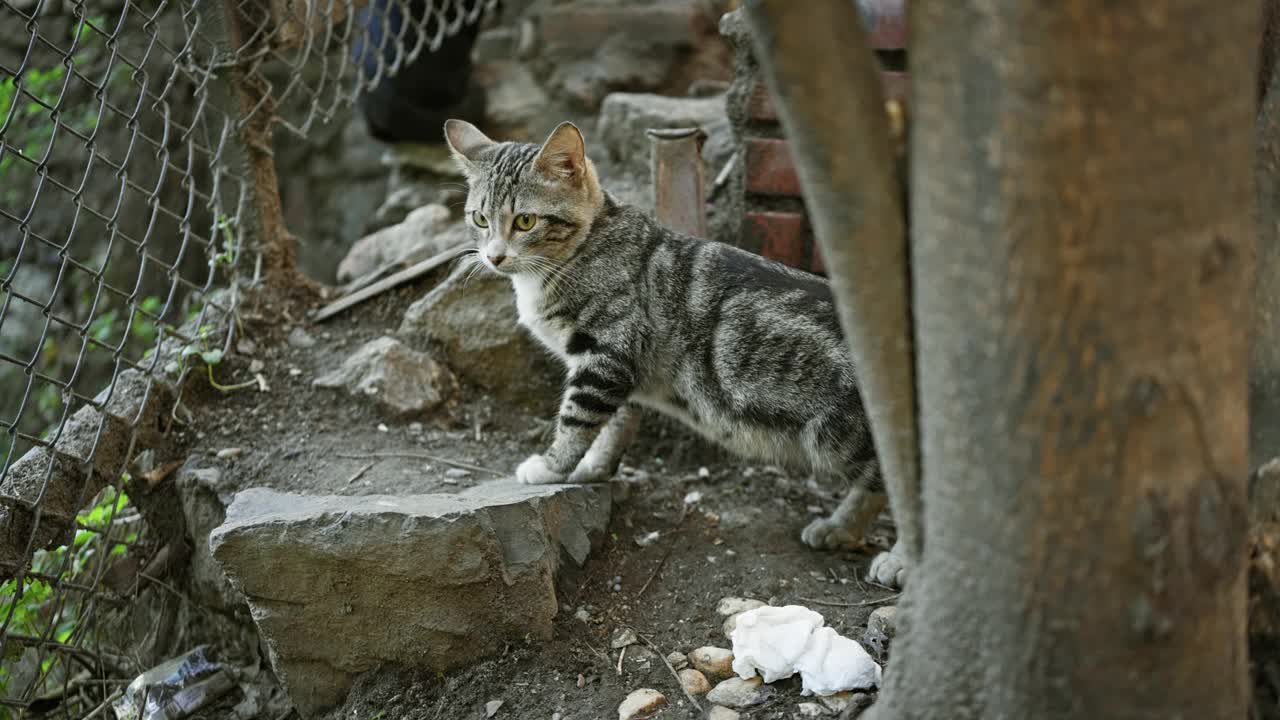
[534, 121, 586, 181]
[443, 119, 495, 173]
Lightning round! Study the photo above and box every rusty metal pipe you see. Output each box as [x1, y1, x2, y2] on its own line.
[648, 127, 709, 238]
[742, 0, 921, 560]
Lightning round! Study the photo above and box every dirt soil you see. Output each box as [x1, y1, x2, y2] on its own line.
[170, 263, 898, 720]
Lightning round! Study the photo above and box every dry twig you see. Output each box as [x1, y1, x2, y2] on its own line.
[798, 593, 901, 608]
[335, 451, 503, 477]
[632, 628, 702, 713]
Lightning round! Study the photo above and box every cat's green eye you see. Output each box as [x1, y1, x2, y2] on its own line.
[514, 213, 537, 231]
[471, 210, 489, 228]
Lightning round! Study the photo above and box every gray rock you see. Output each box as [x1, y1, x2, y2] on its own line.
[313, 337, 458, 419]
[337, 204, 466, 284]
[708, 707, 740, 720]
[705, 677, 772, 709]
[867, 605, 898, 639]
[484, 62, 551, 130]
[596, 92, 731, 193]
[176, 467, 242, 610]
[210, 481, 611, 717]
[399, 267, 562, 410]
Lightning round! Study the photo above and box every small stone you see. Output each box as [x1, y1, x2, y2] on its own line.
[216, 447, 242, 460]
[678, 668, 711, 696]
[867, 605, 898, 639]
[617, 688, 666, 720]
[408, 422, 424, 434]
[689, 647, 734, 679]
[485, 699, 503, 718]
[708, 708, 740, 720]
[288, 367, 302, 377]
[683, 490, 703, 505]
[635, 531, 661, 547]
[445, 468, 472, 479]
[819, 693, 854, 714]
[665, 651, 688, 670]
[611, 627, 639, 649]
[287, 327, 317, 349]
[797, 702, 824, 717]
[698, 466, 710, 478]
[705, 677, 771, 709]
[717, 597, 766, 616]
[575, 607, 591, 622]
[377, 423, 389, 433]
[313, 337, 459, 418]
[248, 359, 265, 373]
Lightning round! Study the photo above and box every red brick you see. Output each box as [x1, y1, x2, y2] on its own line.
[748, 80, 776, 122]
[745, 138, 801, 197]
[810, 245, 827, 275]
[744, 211, 809, 270]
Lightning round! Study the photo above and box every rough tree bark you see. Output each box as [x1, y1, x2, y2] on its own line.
[879, 0, 1256, 716]
[741, 0, 920, 563]
[753, 0, 1257, 718]
[1254, 0, 1280, 472]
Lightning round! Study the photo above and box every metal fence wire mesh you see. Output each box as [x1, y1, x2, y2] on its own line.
[0, 0, 494, 714]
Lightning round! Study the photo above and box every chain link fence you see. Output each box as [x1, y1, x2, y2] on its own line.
[0, 0, 494, 714]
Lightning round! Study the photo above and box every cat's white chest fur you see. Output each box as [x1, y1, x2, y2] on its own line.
[510, 274, 569, 358]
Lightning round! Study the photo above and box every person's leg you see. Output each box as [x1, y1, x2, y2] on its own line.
[353, 0, 488, 145]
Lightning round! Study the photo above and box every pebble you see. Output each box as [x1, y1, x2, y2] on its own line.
[678, 668, 711, 696]
[689, 647, 734, 679]
[868, 605, 898, 638]
[248, 359, 265, 373]
[820, 692, 855, 713]
[216, 447, 242, 460]
[683, 490, 703, 505]
[611, 627, 639, 649]
[705, 677, 771, 709]
[574, 607, 591, 622]
[708, 708, 740, 720]
[698, 466, 710, 478]
[484, 699, 503, 718]
[717, 597, 766, 616]
[287, 326, 317, 349]
[797, 702, 824, 717]
[665, 651, 688, 670]
[288, 367, 302, 377]
[444, 467, 471, 479]
[408, 422, 424, 434]
[635, 531, 661, 547]
[617, 688, 666, 720]
[377, 423, 389, 433]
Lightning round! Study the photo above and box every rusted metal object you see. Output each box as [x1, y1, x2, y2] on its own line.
[648, 127, 709, 238]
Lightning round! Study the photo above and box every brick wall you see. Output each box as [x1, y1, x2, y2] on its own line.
[719, 1, 907, 275]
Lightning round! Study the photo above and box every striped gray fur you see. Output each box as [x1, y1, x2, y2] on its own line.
[442, 119, 894, 556]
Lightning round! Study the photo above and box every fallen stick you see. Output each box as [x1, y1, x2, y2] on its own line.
[335, 451, 504, 477]
[633, 628, 703, 713]
[313, 244, 470, 322]
[797, 592, 901, 608]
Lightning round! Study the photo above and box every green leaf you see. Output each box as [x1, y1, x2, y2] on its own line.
[200, 349, 223, 366]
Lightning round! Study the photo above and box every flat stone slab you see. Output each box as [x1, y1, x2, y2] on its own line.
[209, 480, 611, 717]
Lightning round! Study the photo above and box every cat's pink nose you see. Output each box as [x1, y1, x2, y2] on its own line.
[487, 254, 507, 267]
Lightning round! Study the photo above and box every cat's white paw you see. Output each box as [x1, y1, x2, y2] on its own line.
[801, 516, 862, 550]
[868, 544, 909, 588]
[516, 454, 567, 485]
[567, 447, 617, 484]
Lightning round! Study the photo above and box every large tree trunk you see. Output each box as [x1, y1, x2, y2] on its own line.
[869, 0, 1257, 717]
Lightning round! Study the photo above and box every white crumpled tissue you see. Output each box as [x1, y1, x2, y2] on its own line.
[729, 605, 882, 696]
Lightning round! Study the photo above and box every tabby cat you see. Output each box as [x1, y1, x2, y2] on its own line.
[443, 119, 905, 587]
